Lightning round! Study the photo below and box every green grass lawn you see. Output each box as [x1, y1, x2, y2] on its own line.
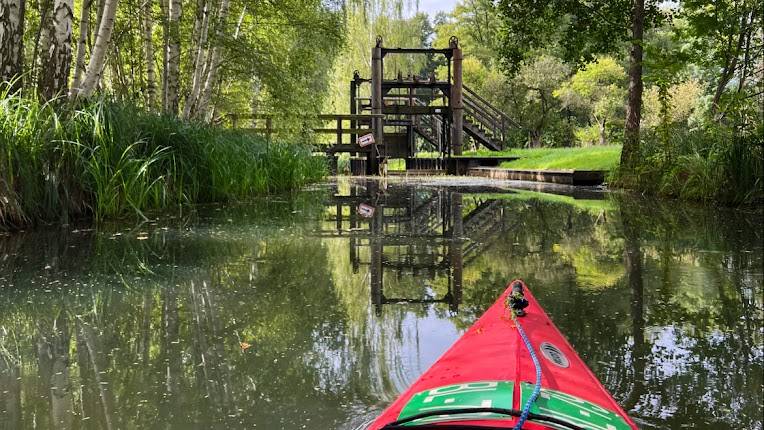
[398, 146, 621, 172]
[490, 146, 622, 171]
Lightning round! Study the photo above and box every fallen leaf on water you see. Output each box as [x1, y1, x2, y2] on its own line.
[240, 342, 252, 351]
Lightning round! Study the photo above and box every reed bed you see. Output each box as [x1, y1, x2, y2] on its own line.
[0, 89, 326, 230]
[612, 125, 763, 205]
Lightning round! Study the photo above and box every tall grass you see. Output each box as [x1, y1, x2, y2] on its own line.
[612, 124, 763, 205]
[0, 88, 326, 230]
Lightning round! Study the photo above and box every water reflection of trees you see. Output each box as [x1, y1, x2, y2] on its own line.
[0, 198, 361, 429]
[0, 181, 761, 429]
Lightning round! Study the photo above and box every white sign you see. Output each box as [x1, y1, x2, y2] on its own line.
[357, 203, 375, 218]
[357, 133, 375, 147]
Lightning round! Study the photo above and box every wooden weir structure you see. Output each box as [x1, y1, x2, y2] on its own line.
[229, 37, 520, 176]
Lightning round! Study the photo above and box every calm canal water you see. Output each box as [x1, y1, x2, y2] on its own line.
[0, 177, 761, 430]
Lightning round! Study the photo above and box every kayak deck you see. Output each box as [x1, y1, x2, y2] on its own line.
[369, 280, 637, 429]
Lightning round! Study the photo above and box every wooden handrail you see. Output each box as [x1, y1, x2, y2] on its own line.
[227, 113, 384, 121]
[463, 85, 520, 128]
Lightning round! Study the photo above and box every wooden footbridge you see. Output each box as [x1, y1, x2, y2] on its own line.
[228, 37, 519, 175]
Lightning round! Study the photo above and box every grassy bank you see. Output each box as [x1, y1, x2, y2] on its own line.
[462, 146, 622, 171]
[0, 91, 325, 230]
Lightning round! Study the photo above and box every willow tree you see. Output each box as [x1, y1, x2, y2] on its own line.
[324, 1, 433, 114]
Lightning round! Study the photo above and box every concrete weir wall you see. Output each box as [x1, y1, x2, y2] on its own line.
[468, 167, 606, 186]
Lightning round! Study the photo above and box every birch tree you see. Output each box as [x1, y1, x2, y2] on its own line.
[143, 0, 157, 109]
[0, 0, 26, 87]
[182, 0, 211, 119]
[69, 0, 91, 94]
[194, 0, 230, 119]
[75, 0, 120, 97]
[163, 0, 181, 113]
[38, 0, 74, 99]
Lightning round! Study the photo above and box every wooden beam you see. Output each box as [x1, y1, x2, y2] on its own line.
[382, 105, 448, 115]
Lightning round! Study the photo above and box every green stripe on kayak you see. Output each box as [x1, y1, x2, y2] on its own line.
[398, 381, 514, 425]
[519, 382, 631, 430]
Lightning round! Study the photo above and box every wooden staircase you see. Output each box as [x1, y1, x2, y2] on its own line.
[410, 85, 518, 152]
[462, 85, 518, 151]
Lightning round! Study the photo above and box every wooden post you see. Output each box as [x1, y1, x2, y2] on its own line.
[369, 37, 383, 175]
[450, 37, 463, 156]
[408, 86, 415, 157]
[336, 118, 343, 146]
[265, 117, 273, 142]
[350, 73, 358, 154]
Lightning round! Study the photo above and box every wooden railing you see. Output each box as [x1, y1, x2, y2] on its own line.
[227, 113, 383, 151]
[463, 85, 518, 147]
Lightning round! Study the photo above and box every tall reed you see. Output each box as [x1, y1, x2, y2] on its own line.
[0, 89, 326, 230]
[611, 124, 763, 204]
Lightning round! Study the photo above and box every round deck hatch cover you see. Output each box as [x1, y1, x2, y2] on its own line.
[540, 342, 569, 368]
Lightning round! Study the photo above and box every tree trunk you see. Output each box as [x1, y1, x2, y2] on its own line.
[38, 0, 74, 100]
[143, 0, 157, 109]
[163, 0, 182, 114]
[712, 11, 750, 114]
[598, 119, 607, 146]
[69, 0, 91, 95]
[250, 77, 260, 126]
[737, 14, 753, 93]
[32, 0, 53, 88]
[159, 0, 167, 108]
[182, 0, 211, 119]
[529, 129, 542, 148]
[0, 0, 26, 89]
[76, 0, 120, 97]
[195, 0, 230, 120]
[621, 0, 644, 170]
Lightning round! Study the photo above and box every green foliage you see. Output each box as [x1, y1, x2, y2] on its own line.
[554, 57, 627, 146]
[223, 0, 345, 117]
[488, 54, 572, 147]
[496, 0, 663, 75]
[324, 2, 433, 114]
[433, 0, 500, 67]
[0, 88, 325, 230]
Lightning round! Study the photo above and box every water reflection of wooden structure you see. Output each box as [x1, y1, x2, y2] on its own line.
[318, 180, 509, 314]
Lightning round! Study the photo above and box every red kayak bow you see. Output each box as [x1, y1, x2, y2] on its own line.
[369, 280, 637, 430]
